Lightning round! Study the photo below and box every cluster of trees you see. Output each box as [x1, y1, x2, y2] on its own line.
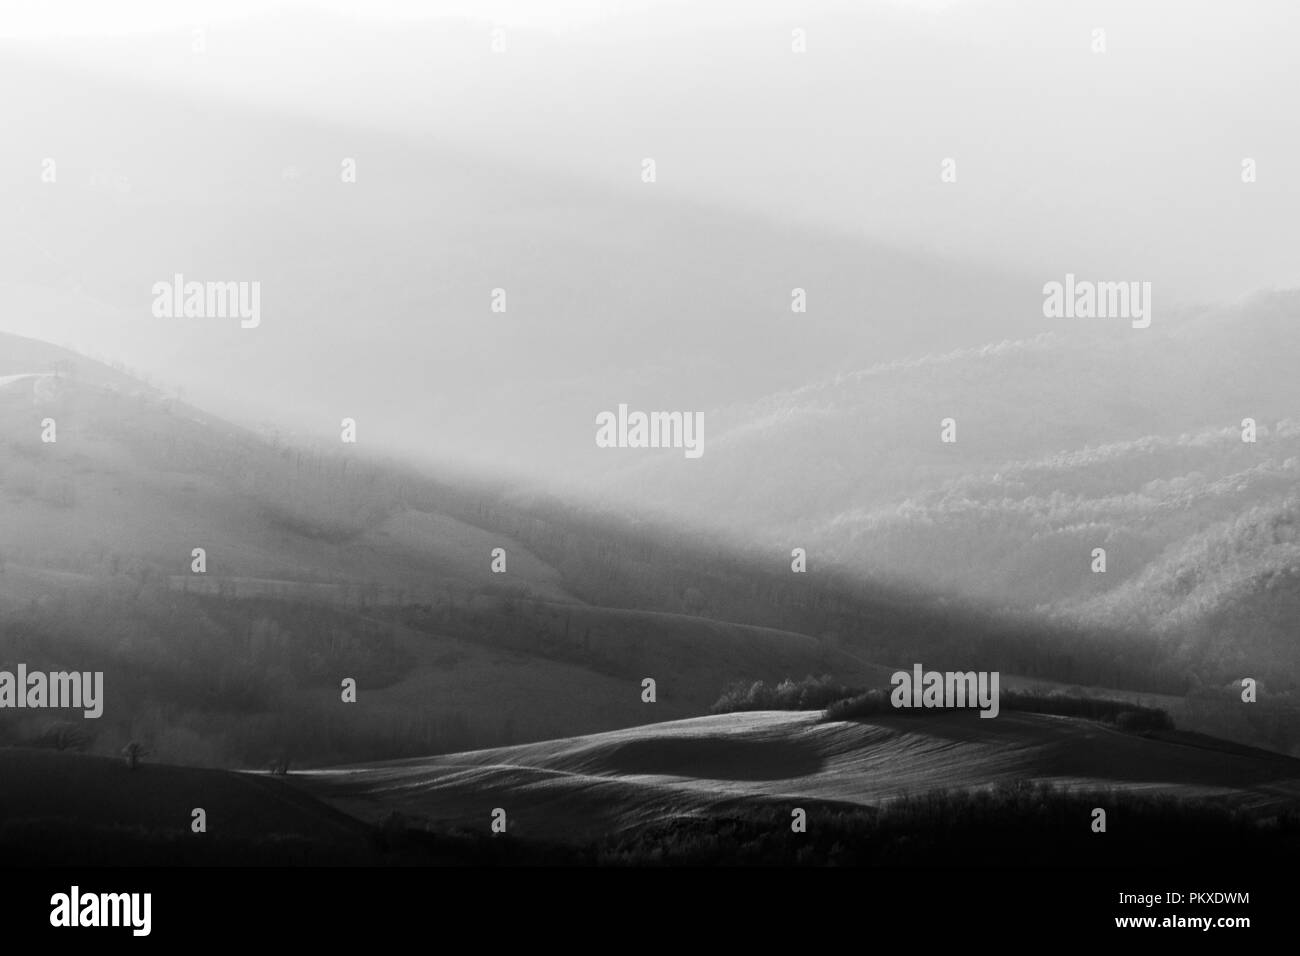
[706, 675, 1177, 735]
[710, 675, 858, 714]
[823, 688, 1175, 732]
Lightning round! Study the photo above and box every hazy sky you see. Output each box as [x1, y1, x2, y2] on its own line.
[1, 1, 962, 38]
[7, 0, 1296, 304]
[2, 0, 1297, 483]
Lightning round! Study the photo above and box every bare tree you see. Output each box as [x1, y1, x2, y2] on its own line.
[122, 741, 149, 771]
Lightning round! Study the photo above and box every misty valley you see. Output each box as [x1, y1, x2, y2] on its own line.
[0, 7, 1296, 936]
[0, 333, 1297, 874]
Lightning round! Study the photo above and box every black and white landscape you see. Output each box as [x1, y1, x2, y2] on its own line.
[1, 0, 1297, 898]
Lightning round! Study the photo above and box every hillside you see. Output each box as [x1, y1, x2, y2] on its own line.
[299, 709, 1300, 845]
[583, 292, 1300, 694]
[3, 330, 1295, 768]
[0, 747, 375, 865]
[0, 332, 1006, 767]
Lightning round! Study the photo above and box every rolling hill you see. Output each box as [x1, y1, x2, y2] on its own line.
[4, 704, 1298, 866]
[300, 709, 1300, 846]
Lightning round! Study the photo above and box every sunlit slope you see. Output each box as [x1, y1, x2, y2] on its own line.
[300, 710, 1300, 843]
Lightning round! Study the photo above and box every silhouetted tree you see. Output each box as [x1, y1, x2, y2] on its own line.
[122, 741, 149, 771]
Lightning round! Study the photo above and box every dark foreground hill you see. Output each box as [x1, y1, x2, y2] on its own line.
[4, 707, 1298, 866]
